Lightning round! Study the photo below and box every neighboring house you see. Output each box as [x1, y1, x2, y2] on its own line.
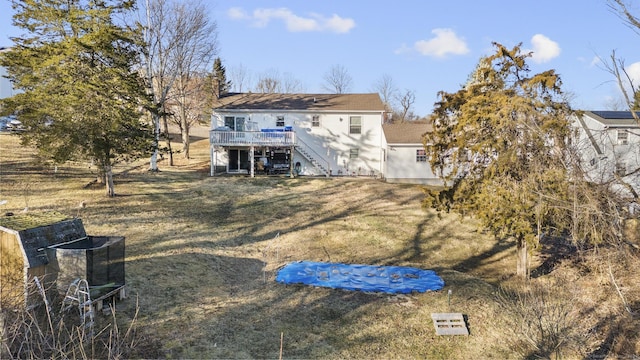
[210, 93, 387, 177]
[382, 122, 443, 185]
[573, 110, 640, 195]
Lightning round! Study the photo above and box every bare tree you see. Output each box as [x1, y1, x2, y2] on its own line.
[255, 73, 282, 94]
[602, 51, 639, 117]
[253, 69, 304, 94]
[255, 69, 282, 93]
[599, 2, 640, 200]
[140, 0, 179, 170]
[609, 0, 640, 36]
[282, 72, 305, 93]
[229, 63, 252, 93]
[166, 0, 218, 160]
[396, 89, 416, 122]
[608, 1, 640, 111]
[322, 64, 353, 94]
[255, 77, 279, 93]
[371, 74, 398, 117]
[139, 0, 217, 164]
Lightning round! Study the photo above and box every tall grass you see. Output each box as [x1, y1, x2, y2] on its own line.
[498, 277, 582, 359]
[1, 278, 138, 359]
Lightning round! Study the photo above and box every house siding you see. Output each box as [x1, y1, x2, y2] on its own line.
[573, 111, 640, 195]
[384, 144, 443, 185]
[211, 109, 384, 177]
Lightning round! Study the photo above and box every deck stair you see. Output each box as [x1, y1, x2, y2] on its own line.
[296, 138, 330, 177]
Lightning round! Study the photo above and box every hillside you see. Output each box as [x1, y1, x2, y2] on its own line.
[1, 127, 639, 359]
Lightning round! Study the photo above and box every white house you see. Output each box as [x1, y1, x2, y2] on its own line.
[210, 93, 387, 178]
[573, 110, 640, 196]
[382, 122, 443, 185]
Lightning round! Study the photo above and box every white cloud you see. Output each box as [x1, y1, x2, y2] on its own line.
[527, 34, 561, 63]
[322, 14, 356, 34]
[393, 44, 412, 55]
[228, 7, 355, 34]
[589, 55, 602, 67]
[228, 7, 249, 20]
[410, 28, 469, 58]
[627, 62, 640, 87]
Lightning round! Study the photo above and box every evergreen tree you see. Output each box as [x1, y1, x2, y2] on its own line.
[212, 57, 231, 97]
[634, 90, 640, 110]
[423, 43, 574, 278]
[0, 0, 153, 197]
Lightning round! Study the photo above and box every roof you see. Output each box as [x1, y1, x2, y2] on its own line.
[213, 93, 385, 112]
[585, 110, 640, 127]
[383, 122, 433, 144]
[0, 211, 71, 231]
[0, 216, 86, 268]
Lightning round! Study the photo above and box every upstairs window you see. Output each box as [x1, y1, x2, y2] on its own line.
[276, 116, 285, 127]
[349, 116, 361, 134]
[416, 149, 427, 162]
[312, 115, 320, 127]
[224, 116, 234, 129]
[617, 130, 629, 145]
[224, 116, 245, 131]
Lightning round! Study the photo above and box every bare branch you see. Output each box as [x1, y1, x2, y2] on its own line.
[371, 74, 398, 116]
[396, 89, 416, 122]
[322, 64, 352, 94]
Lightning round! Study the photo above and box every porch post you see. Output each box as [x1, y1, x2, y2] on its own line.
[290, 145, 295, 178]
[250, 146, 255, 178]
[209, 145, 216, 176]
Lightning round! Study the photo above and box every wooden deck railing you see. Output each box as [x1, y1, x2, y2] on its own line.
[210, 131, 296, 147]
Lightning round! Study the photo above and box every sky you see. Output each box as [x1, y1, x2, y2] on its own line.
[1, 0, 640, 116]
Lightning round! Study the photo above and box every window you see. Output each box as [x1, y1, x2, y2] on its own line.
[312, 115, 320, 127]
[349, 148, 359, 159]
[349, 116, 361, 134]
[416, 149, 427, 162]
[616, 162, 627, 176]
[617, 130, 629, 145]
[276, 116, 285, 127]
[224, 116, 245, 131]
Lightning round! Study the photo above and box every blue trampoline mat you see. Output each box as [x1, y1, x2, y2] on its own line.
[275, 261, 444, 294]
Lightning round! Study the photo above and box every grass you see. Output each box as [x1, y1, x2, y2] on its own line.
[1, 128, 639, 359]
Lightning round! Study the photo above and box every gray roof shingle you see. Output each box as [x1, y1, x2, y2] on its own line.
[213, 93, 385, 112]
[383, 123, 433, 144]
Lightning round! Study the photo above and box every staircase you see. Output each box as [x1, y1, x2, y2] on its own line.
[296, 138, 330, 177]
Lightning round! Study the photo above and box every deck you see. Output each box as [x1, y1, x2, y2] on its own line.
[210, 130, 295, 147]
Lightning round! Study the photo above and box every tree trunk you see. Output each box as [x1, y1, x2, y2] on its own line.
[105, 165, 115, 197]
[162, 113, 174, 166]
[516, 236, 529, 279]
[96, 162, 105, 184]
[149, 113, 160, 171]
[181, 109, 190, 159]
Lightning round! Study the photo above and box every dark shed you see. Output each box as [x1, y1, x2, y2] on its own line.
[0, 212, 125, 309]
